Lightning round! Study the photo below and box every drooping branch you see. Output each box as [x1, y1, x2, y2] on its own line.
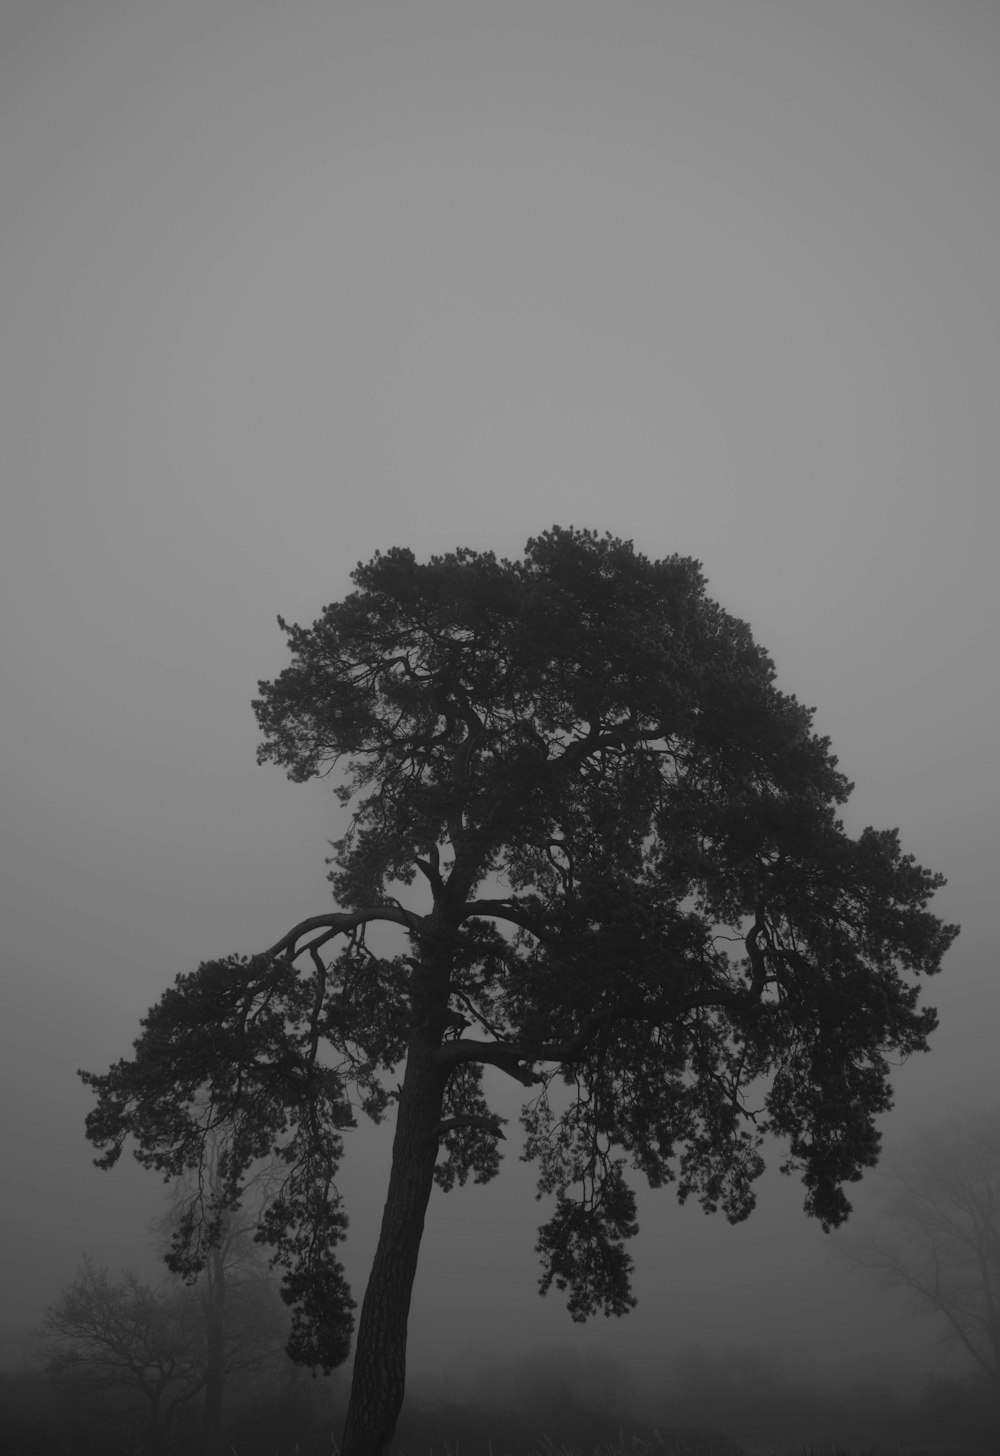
[263, 907, 416, 963]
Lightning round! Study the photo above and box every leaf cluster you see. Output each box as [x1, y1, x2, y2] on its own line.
[80, 942, 407, 1371]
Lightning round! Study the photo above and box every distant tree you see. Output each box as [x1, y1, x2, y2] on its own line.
[79, 527, 957, 1456]
[841, 1108, 1000, 1397]
[43, 1259, 204, 1456]
[43, 1242, 288, 1456]
[158, 1142, 290, 1456]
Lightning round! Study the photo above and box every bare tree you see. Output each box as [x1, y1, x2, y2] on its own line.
[842, 1108, 1000, 1393]
[43, 1259, 204, 1456]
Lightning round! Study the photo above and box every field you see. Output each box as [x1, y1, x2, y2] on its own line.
[3, 1361, 996, 1455]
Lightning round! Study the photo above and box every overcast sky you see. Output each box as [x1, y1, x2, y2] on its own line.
[2, 0, 998, 1397]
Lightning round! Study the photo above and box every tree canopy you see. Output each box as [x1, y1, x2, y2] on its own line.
[81, 526, 957, 1456]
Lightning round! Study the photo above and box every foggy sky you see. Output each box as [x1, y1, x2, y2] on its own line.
[2, 0, 998, 1396]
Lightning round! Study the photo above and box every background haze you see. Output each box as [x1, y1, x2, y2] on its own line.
[2, 0, 998, 1402]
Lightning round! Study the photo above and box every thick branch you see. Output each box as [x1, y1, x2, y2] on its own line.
[413, 843, 445, 898]
[262, 908, 414, 963]
[436, 1009, 612, 1081]
[744, 902, 772, 1002]
[554, 721, 662, 771]
[457, 897, 552, 941]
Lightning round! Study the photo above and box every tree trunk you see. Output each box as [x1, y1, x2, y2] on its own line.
[340, 1030, 447, 1456]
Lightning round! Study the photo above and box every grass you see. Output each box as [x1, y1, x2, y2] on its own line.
[350, 1438, 989, 1456]
[357, 1423, 996, 1456]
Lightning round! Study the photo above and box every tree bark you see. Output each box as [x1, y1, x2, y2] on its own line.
[340, 1028, 448, 1456]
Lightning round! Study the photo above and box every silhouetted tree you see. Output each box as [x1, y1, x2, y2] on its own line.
[842, 1107, 1000, 1398]
[157, 1142, 290, 1456]
[80, 527, 957, 1456]
[43, 1259, 204, 1456]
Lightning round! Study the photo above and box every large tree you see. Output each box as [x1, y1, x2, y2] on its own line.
[81, 527, 957, 1456]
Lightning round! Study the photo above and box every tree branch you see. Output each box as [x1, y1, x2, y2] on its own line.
[554, 721, 662, 771]
[457, 897, 551, 941]
[430, 1116, 506, 1141]
[436, 1009, 612, 1081]
[414, 843, 445, 898]
[744, 902, 772, 1002]
[262, 908, 415, 963]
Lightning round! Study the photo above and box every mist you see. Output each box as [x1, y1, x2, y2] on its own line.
[2, 1, 998, 1447]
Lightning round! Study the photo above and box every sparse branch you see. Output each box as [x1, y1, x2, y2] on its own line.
[430, 1115, 506, 1141]
[841, 1110, 1000, 1390]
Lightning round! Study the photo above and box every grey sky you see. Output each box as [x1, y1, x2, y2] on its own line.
[2, 0, 998, 1393]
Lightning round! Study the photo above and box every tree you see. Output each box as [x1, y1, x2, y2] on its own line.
[188, 1243, 286, 1456]
[157, 1145, 291, 1456]
[841, 1107, 1000, 1396]
[43, 1259, 205, 1456]
[44, 1231, 289, 1456]
[79, 527, 957, 1456]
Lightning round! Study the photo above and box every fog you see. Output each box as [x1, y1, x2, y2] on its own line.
[2, 0, 998, 1424]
